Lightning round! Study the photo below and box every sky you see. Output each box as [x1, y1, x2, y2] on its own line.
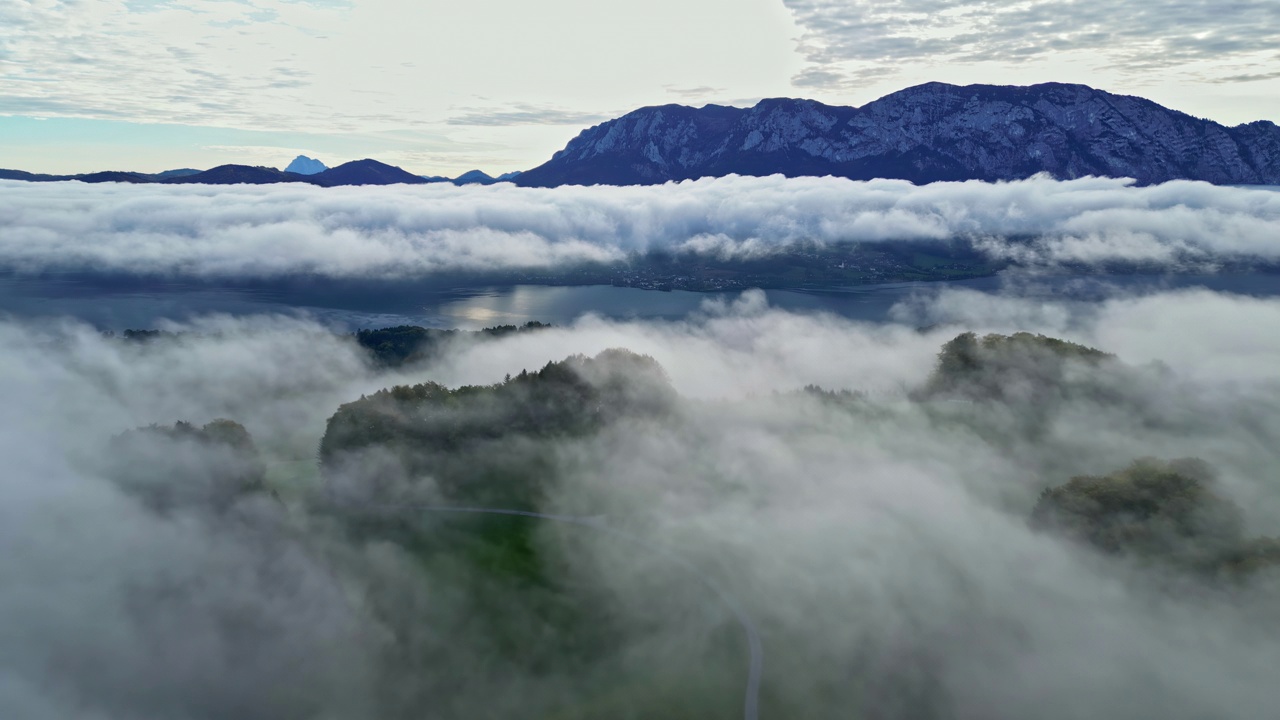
[0, 0, 1278, 176]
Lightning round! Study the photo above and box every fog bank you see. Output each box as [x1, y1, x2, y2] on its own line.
[1, 175, 1277, 277]
[2, 288, 1279, 718]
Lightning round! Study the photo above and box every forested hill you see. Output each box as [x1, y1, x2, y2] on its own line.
[319, 349, 675, 507]
[108, 321, 552, 368]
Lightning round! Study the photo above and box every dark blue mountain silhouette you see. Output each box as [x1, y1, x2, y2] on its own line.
[514, 82, 1280, 187]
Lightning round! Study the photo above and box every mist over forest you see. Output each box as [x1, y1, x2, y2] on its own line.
[4, 280, 1280, 719]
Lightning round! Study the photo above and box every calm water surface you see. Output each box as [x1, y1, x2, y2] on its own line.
[2, 271, 1279, 330]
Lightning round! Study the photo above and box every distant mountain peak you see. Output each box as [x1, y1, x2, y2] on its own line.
[165, 165, 303, 185]
[285, 155, 328, 175]
[452, 169, 496, 185]
[308, 159, 427, 187]
[152, 168, 202, 179]
[418, 170, 522, 184]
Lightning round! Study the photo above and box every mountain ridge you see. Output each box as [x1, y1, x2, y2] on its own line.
[4, 82, 1277, 187]
[307, 159, 428, 186]
[0, 160, 520, 188]
[514, 81, 1280, 187]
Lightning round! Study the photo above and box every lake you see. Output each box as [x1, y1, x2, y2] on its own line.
[2, 271, 1279, 330]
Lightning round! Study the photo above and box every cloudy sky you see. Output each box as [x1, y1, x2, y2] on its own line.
[1, 0, 1278, 175]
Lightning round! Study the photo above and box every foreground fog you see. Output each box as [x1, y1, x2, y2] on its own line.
[1, 175, 1278, 276]
[2, 288, 1279, 719]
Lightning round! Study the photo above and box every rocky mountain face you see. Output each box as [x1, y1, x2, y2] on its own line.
[284, 155, 328, 175]
[515, 82, 1280, 187]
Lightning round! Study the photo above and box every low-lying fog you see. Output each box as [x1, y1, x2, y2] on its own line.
[2, 175, 1278, 276]
[2, 285, 1278, 719]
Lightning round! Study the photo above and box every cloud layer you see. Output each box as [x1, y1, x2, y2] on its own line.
[3, 287, 1280, 718]
[1, 176, 1278, 278]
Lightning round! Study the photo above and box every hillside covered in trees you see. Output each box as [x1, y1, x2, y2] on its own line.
[352, 321, 551, 367]
[1032, 457, 1280, 577]
[103, 419, 268, 512]
[107, 321, 553, 369]
[320, 348, 675, 507]
[917, 331, 1116, 401]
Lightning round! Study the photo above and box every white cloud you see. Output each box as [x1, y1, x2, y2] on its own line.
[786, 0, 1280, 66]
[6, 288, 1280, 717]
[0, 176, 1277, 278]
[784, 0, 1280, 78]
